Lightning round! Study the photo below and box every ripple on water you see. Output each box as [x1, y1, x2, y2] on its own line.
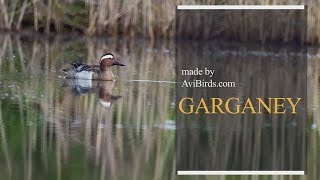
[153, 120, 176, 130]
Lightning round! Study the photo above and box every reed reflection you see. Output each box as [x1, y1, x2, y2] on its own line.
[0, 33, 319, 179]
[0, 33, 175, 180]
[176, 41, 307, 171]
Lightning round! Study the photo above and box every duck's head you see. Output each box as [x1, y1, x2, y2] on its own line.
[99, 53, 125, 71]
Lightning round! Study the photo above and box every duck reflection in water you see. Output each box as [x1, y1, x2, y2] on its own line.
[58, 78, 124, 173]
[61, 79, 122, 108]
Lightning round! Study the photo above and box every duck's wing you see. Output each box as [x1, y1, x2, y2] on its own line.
[61, 61, 82, 72]
[73, 63, 100, 73]
[61, 62, 100, 77]
[87, 65, 100, 73]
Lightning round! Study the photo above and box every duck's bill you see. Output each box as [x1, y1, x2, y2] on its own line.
[113, 60, 125, 66]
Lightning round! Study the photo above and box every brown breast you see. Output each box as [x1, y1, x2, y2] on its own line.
[92, 70, 114, 81]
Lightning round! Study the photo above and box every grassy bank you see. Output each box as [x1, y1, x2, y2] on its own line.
[0, 1, 319, 43]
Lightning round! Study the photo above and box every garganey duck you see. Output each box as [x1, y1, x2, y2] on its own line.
[62, 53, 125, 81]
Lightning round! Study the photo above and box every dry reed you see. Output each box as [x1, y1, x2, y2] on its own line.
[0, 0, 319, 44]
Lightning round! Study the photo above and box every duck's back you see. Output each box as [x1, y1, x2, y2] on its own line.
[62, 62, 100, 80]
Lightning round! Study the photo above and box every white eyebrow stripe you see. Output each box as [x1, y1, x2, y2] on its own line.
[101, 54, 113, 59]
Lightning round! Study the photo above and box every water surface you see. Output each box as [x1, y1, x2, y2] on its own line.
[0, 33, 320, 179]
[0, 34, 176, 180]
